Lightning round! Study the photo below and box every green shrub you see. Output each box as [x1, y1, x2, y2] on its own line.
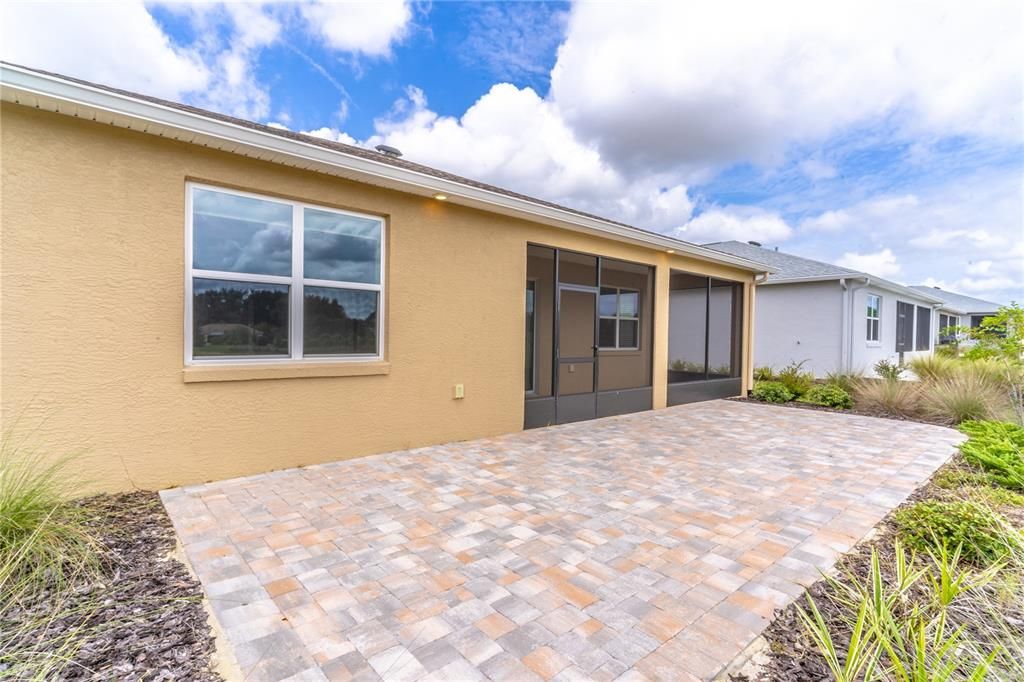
[852, 378, 922, 417]
[752, 381, 794, 403]
[873, 358, 904, 380]
[753, 366, 775, 382]
[799, 384, 852, 409]
[959, 421, 1024, 489]
[894, 500, 1018, 565]
[823, 370, 857, 393]
[932, 467, 997, 489]
[776, 361, 814, 397]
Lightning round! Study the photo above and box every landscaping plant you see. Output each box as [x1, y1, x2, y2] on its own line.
[824, 370, 859, 393]
[776, 360, 814, 397]
[852, 378, 923, 418]
[921, 373, 1005, 425]
[908, 355, 958, 383]
[753, 365, 775, 382]
[752, 380, 794, 403]
[873, 358, 904, 381]
[799, 384, 853, 409]
[960, 303, 1024, 363]
[0, 433, 99, 594]
[893, 500, 1018, 565]
[959, 420, 1024, 490]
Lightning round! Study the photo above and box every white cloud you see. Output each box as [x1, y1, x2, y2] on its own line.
[908, 228, 1002, 250]
[966, 260, 993, 276]
[550, 2, 1022, 172]
[366, 84, 697, 231]
[0, 1, 208, 99]
[299, 0, 412, 57]
[837, 248, 902, 277]
[302, 127, 357, 145]
[675, 207, 793, 244]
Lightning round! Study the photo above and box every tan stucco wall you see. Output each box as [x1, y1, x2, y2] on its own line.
[1, 103, 755, 493]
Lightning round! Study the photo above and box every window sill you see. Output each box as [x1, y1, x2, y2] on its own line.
[183, 361, 390, 383]
[866, 342, 881, 348]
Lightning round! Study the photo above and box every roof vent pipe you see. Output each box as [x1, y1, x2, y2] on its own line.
[747, 240, 762, 247]
[375, 144, 403, 158]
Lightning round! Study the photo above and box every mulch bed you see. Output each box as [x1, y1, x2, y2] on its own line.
[731, 395, 953, 427]
[1, 491, 221, 680]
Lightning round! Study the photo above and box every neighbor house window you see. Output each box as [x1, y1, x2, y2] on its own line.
[186, 184, 384, 362]
[938, 313, 959, 344]
[866, 294, 881, 343]
[599, 287, 640, 349]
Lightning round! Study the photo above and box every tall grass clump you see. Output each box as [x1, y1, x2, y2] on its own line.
[0, 434, 98, 596]
[908, 355, 958, 383]
[852, 378, 923, 418]
[921, 373, 1006, 425]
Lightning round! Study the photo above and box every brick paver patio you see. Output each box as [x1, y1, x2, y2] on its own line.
[161, 400, 962, 681]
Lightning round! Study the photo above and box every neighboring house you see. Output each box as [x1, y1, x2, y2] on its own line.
[704, 241, 947, 377]
[908, 286, 1004, 343]
[0, 63, 772, 492]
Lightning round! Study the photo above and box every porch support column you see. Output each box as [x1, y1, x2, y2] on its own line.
[652, 256, 671, 409]
[743, 277, 757, 394]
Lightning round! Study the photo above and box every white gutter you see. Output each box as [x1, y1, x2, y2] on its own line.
[0, 63, 774, 275]
[763, 273, 945, 305]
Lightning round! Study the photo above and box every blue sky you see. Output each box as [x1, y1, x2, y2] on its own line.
[3, 1, 1022, 302]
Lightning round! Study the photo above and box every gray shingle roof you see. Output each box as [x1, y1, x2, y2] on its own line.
[908, 286, 1003, 314]
[702, 241, 860, 280]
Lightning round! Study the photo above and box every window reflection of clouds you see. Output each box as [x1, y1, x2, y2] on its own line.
[304, 208, 381, 283]
[193, 189, 292, 276]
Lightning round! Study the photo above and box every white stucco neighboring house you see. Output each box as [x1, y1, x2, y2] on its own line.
[705, 241, 947, 377]
[908, 286, 1005, 344]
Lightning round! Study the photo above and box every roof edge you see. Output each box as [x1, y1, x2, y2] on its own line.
[0, 63, 774, 275]
[764, 273, 947, 303]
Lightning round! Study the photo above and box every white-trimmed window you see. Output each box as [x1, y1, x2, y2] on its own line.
[185, 183, 384, 363]
[866, 294, 881, 343]
[599, 287, 640, 350]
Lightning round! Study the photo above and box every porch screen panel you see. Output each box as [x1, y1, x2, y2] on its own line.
[667, 273, 708, 382]
[707, 279, 743, 378]
[598, 258, 654, 391]
[915, 306, 931, 351]
[895, 301, 914, 352]
[526, 245, 555, 397]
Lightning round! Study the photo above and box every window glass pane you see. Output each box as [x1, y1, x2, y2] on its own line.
[599, 288, 618, 316]
[193, 278, 289, 356]
[192, 188, 292, 276]
[618, 319, 638, 348]
[599, 318, 617, 347]
[618, 291, 639, 317]
[304, 208, 381, 283]
[304, 287, 378, 355]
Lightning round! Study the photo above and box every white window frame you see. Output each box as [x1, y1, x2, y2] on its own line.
[599, 286, 641, 351]
[184, 182, 386, 365]
[866, 294, 881, 345]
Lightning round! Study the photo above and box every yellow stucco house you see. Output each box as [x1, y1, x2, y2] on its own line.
[0, 63, 771, 492]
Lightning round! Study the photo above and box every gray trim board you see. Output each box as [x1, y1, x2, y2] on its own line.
[667, 378, 742, 406]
